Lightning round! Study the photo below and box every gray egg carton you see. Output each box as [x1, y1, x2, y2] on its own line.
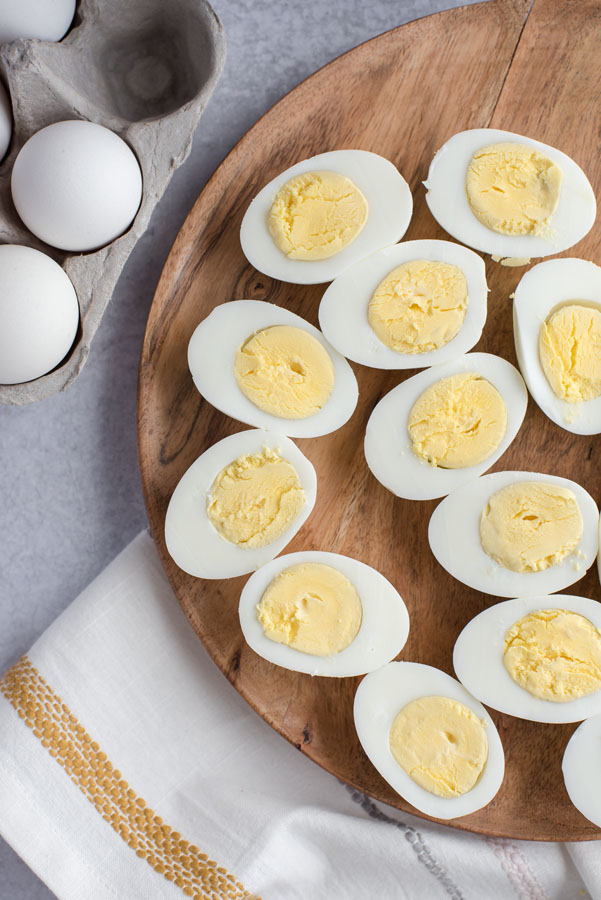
[0, 0, 226, 405]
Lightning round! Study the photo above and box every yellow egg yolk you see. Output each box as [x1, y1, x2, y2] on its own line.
[504, 609, 601, 702]
[267, 170, 368, 260]
[539, 303, 601, 402]
[466, 142, 562, 236]
[368, 259, 469, 354]
[479, 482, 583, 573]
[389, 696, 488, 798]
[206, 447, 305, 548]
[234, 325, 335, 419]
[407, 372, 507, 468]
[256, 562, 362, 656]
[492, 256, 532, 267]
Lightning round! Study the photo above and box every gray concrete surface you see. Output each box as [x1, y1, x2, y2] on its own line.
[0, 1, 482, 895]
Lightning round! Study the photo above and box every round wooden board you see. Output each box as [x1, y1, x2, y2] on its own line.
[138, 0, 601, 840]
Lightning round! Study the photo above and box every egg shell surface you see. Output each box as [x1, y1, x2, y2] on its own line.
[0, 244, 79, 384]
[240, 150, 412, 285]
[239, 550, 409, 676]
[188, 300, 358, 438]
[428, 471, 599, 598]
[364, 352, 528, 501]
[0, 80, 12, 162]
[11, 120, 143, 252]
[165, 429, 317, 580]
[318, 240, 488, 369]
[454, 595, 601, 723]
[0, 0, 76, 42]
[424, 129, 596, 259]
[563, 714, 601, 827]
[513, 258, 601, 435]
[353, 661, 505, 820]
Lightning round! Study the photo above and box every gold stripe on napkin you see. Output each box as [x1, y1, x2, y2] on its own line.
[1, 656, 255, 900]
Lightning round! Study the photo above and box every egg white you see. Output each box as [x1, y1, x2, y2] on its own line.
[424, 129, 596, 259]
[563, 714, 601, 827]
[454, 596, 601, 724]
[187, 299, 358, 438]
[597, 514, 601, 589]
[364, 352, 528, 501]
[318, 240, 488, 369]
[165, 429, 317, 580]
[513, 258, 601, 435]
[353, 661, 505, 820]
[238, 551, 409, 676]
[240, 150, 413, 285]
[428, 471, 599, 597]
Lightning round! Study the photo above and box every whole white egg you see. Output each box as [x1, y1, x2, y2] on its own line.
[188, 299, 358, 438]
[563, 714, 601, 827]
[0, 244, 78, 384]
[454, 596, 601, 723]
[353, 661, 505, 820]
[165, 429, 317, 580]
[11, 120, 143, 252]
[425, 129, 595, 259]
[364, 352, 527, 500]
[0, 0, 76, 43]
[238, 551, 409, 676]
[319, 240, 488, 369]
[0, 80, 12, 161]
[513, 258, 601, 435]
[240, 150, 412, 284]
[428, 471, 599, 597]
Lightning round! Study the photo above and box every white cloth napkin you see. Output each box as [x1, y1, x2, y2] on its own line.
[0, 531, 599, 900]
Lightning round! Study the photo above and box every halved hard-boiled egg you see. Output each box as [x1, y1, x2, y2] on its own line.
[364, 352, 527, 500]
[354, 662, 505, 819]
[240, 150, 412, 284]
[238, 550, 409, 676]
[318, 239, 488, 369]
[454, 596, 601, 723]
[165, 429, 316, 579]
[514, 258, 601, 434]
[425, 129, 595, 259]
[188, 300, 358, 438]
[563, 714, 601, 827]
[428, 471, 598, 597]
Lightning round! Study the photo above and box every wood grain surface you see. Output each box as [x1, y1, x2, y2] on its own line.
[138, 0, 601, 840]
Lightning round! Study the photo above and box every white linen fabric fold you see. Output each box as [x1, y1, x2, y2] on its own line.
[0, 531, 597, 900]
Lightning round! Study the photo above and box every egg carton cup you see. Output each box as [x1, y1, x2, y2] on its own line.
[0, 0, 226, 406]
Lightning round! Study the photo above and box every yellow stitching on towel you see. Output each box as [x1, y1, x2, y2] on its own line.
[0, 656, 257, 900]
